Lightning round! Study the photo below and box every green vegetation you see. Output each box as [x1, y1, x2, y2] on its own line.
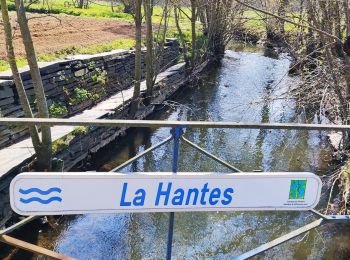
[0, 38, 135, 72]
[0, 60, 7, 71]
[91, 84, 107, 101]
[242, 11, 301, 34]
[92, 69, 107, 85]
[6, 1, 189, 23]
[72, 126, 89, 136]
[52, 137, 69, 153]
[52, 126, 89, 153]
[0, 57, 27, 71]
[49, 101, 68, 117]
[52, 132, 75, 153]
[79, 39, 135, 54]
[69, 87, 92, 106]
[7, 0, 133, 20]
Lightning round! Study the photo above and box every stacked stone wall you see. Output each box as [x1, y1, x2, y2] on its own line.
[0, 39, 179, 148]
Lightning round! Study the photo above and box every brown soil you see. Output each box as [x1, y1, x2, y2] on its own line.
[0, 13, 136, 60]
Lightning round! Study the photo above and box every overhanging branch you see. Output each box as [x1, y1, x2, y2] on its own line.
[233, 0, 342, 43]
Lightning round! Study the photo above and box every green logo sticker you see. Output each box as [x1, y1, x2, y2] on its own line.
[289, 180, 307, 199]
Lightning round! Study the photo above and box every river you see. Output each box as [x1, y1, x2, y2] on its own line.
[3, 45, 350, 259]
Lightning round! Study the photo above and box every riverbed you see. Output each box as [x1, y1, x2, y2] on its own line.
[4, 45, 350, 259]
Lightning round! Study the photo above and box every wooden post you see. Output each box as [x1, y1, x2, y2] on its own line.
[0, 235, 75, 260]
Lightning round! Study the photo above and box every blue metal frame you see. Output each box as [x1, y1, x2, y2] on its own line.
[166, 127, 184, 260]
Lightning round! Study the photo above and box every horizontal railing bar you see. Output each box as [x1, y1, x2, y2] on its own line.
[0, 118, 349, 131]
[181, 136, 242, 172]
[310, 209, 350, 222]
[0, 216, 38, 236]
[111, 135, 173, 172]
[0, 235, 75, 260]
[234, 218, 324, 260]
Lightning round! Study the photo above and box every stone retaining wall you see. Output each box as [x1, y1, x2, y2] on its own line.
[0, 39, 179, 148]
[0, 61, 189, 229]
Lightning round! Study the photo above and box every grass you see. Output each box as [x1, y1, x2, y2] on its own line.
[6, 0, 191, 23]
[242, 10, 300, 34]
[0, 38, 135, 71]
[7, 0, 133, 20]
[78, 38, 135, 53]
[0, 58, 27, 71]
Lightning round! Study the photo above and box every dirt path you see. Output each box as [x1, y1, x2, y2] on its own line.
[0, 13, 136, 59]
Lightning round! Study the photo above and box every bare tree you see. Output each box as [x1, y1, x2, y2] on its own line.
[174, 4, 190, 65]
[130, 0, 143, 117]
[190, 0, 197, 67]
[0, 0, 52, 170]
[144, 0, 154, 102]
[201, 0, 240, 58]
[120, 0, 135, 13]
[15, 0, 52, 170]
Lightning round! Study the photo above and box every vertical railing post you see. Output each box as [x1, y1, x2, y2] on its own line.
[166, 127, 183, 260]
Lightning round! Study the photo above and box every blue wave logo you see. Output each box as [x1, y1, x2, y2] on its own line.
[19, 187, 62, 205]
[19, 187, 62, 195]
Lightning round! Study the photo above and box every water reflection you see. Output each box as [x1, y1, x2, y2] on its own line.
[32, 47, 350, 259]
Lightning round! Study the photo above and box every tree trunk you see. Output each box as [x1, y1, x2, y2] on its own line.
[190, 0, 197, 68]
[206, 1, 226, 58]
[198, 4, 208, 33]
[15, 0, 52, 170]
[153, 0, 169, 78]
[78, 0, 84, 8]
[174, 6, 190, 66]
[0, 0, 42, 156]
[344, 0, 350, 36]
[122, 0, 134, 14]
[308, 0, 348, 124]
[111, 1, 114, 12]
[333, 0, 344, 57]
[130, 0, 142, 118]
[277, 0, 289, 35]
[144, 0, 154, 103]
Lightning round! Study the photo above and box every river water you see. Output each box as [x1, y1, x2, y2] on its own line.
[5, 46, 350, 259]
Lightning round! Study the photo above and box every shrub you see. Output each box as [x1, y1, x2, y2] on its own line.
[72, 126, 89, 136]
[69, 88, 92, 106]
[52, 138, 68, 153]
[91, 69, 107, 85]
[92, 93, 101, 101]
[49, 102, 68, 118]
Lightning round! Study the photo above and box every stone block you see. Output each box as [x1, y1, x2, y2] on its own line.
[0, 86, 14, 99]
[39, 63, 61, 75]
[0, 79, 14, 87]
[0, 97, 14, 107]
[74, 68, 88, 77]
[7, 109, 24, 118]
[46, 87, 62, 97]
[0, 105, 22, 116]
[43, 83, 57, 91]
[0, 137, 11, 147]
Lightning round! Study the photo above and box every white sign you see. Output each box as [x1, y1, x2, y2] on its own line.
[10, 172, 322, 216]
